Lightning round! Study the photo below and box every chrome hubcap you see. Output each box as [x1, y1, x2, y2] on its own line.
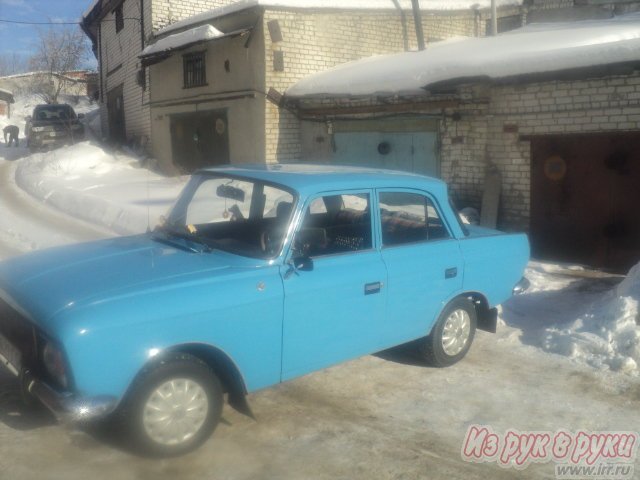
[442, 309, 471, 356]
[143, 378, 209, 446]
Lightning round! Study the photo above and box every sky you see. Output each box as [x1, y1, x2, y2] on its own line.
[0, 0, 97, 73]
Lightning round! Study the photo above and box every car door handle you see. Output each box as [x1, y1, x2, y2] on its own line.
[364, 282, 383, 295]
[445, 267, 457, 279]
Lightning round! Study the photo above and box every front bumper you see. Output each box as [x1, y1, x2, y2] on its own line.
[21, 369, 117, 423]
[0, 353, 118, 423]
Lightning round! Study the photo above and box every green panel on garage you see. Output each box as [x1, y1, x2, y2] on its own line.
[329, 119, 439, 177]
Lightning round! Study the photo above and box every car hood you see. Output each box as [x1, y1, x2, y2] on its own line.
[0, 234, 263, 328]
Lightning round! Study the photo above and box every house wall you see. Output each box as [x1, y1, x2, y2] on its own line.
[441, 71, 640, 231]
[98, 0, 151, 146]
[148, 25, 266, 172]
[151, 0, 237, 30]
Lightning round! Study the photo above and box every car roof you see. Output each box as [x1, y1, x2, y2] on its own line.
[197, 163, 448, 197]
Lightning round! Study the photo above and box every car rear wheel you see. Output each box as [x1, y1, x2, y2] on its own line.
[120, 353, 223, 457]
[419, 297, 477, 367]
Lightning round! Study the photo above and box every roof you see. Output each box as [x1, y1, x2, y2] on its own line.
[285, 13, 640, 98]
[139, 25, 251, 66]
[0, 88, 14, 104]
[198, 163, 447, 197]
[157, 0, 521, 37]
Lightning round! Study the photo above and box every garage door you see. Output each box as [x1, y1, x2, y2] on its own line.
[329, 119, 439, 177]
[530, 133, 640, 272]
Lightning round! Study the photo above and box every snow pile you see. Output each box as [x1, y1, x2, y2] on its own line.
[15, 142, 186, 235]
[542, 263, 640, 375]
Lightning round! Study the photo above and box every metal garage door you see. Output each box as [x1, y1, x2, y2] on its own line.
[330, 119, 439, 177]
[530, 133, 640, 272]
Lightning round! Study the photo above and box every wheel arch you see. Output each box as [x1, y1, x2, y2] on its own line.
[125, 343, 253, 418]
[434, 291, 496, 334]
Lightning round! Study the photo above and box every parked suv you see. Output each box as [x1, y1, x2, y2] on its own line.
[25, 104, 85, 152]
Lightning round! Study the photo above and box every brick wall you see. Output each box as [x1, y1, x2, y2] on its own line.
[263, 2, 572, 164]
[98, 0, 150, 144]
[151, 0, 234, 30]
[441, 72, 640, 231]
[262, 7, 503, 163]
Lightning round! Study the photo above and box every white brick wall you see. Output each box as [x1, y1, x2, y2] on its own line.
[98, 0, 150, 144]
[441, 72, 640, 231]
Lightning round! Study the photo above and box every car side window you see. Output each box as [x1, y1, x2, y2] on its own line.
[294, 193, 372, 257]
[379, 192, 450, 247]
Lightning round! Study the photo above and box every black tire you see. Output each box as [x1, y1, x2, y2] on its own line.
[419, 297, 477, 367]
[119, 353, 223, 457]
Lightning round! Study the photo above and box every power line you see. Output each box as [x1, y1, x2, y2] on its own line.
[0, 18, 81, 25]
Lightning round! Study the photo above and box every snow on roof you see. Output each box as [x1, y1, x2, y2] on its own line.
[0, 88, 14, 103]
[158, 0, 522, 36]
[140, 24, 224, 58]
[285, 13, 640, 98]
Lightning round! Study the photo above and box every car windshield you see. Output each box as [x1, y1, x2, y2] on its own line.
[34, 105, 76, 121]
[161, 173, 296, 259]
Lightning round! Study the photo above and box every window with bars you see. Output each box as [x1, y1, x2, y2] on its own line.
[183, 52, 207, 88]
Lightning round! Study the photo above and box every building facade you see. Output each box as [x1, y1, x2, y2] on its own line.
[82, 0, 572, 168]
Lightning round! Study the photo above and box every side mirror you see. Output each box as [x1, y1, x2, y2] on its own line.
[284, 256, 313, 279]
[77, 113, 85, 120]
[293, 256, 313, 272]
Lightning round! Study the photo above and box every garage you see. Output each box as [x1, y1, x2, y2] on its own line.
[301, 118, 440, 177]
[170, 109, 230, 172]
[530, 133, 640, 273]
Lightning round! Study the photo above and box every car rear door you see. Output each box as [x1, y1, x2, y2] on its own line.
[377, 189, 463, 344]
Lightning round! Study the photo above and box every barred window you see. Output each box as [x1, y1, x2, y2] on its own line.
[183, 52, 207, 88]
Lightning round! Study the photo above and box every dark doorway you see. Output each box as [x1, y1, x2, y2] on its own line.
[530, 133, 640, 273]
[170, 109, 230, 172]
[106, 84, 126, 145]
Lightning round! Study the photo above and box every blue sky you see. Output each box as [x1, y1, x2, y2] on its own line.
[0, 0, 97, 72]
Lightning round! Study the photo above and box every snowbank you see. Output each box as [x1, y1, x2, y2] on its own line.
[15, 142, 186, 235]
[542, 263, 640, 375]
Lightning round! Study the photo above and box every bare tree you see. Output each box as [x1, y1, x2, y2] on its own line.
[0, 52, 29, 77]
[29, 26, 89, 103]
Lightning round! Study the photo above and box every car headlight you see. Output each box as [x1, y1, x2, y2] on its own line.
[32, 126, 46, 132]
[42, 342, 69, 389]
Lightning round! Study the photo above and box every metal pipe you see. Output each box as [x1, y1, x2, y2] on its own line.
[411, 0, 426, 50]
[491, 0, 498, 36]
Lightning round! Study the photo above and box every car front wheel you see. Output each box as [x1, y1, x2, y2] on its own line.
[121, 353, 223, 457]
[419, 297, 477, 367]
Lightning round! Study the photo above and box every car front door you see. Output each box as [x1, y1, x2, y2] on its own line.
[280, 190, 387, 380]
[377, 189, 463, 344]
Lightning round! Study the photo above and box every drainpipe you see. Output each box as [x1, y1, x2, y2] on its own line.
[411, 0, 426, 50]
[491, 0, 498, 36]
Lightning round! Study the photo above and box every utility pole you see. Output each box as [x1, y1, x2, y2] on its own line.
[411, 0, 426, 50]
[491, 0, 498, 36]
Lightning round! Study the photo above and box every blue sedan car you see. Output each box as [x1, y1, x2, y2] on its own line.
[0, 165, 529, 456]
